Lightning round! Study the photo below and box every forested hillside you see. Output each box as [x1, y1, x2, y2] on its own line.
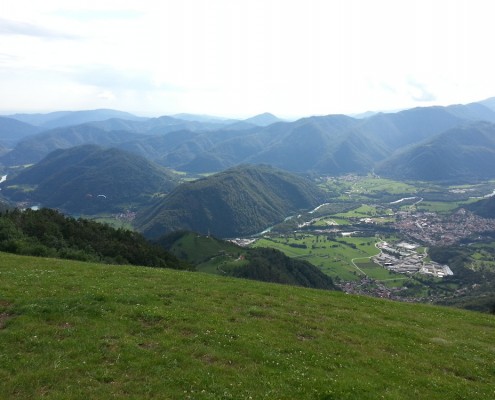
[376, 122, 495, 182]
[466, 194, 495, 218]
[158, 231, 336, 290]
[4, 145, 178, 213]
[135, 164, 326, 238]
[0, 208, 189, 269]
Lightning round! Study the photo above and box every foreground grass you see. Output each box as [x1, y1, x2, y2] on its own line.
[0, 252, 494, 399]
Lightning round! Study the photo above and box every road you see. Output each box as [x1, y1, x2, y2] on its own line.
[350, 241, 383, 277]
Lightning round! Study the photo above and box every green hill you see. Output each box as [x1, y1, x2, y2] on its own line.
[158, 231, 336, 290]
[0, 251, 494, 399]
[135, 164, 327, 238]
[4, 145, 178, 213]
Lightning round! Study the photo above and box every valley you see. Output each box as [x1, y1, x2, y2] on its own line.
[1, 102, 495, 313]
[2, 3, 495, 398]
[234, 175, 495, 306]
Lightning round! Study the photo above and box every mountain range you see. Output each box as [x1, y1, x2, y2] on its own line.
[2, 98, 495, 182]
[376, 121, 495, 181]
[7, 109, 146, 129]
[0, 116, 42, 148]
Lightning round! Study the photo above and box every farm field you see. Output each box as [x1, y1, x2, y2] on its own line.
[251, 234, 403, 282]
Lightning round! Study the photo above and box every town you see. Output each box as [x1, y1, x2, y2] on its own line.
[373, 241, 453, 278]
[393, 208, 495, 245]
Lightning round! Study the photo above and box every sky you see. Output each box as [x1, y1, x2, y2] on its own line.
[1, 0, 494, 119]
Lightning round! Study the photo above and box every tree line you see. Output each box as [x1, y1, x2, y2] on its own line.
[0, 208, 190, 270]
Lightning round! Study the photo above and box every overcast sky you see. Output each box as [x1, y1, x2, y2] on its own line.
[1, 0, 494, 118]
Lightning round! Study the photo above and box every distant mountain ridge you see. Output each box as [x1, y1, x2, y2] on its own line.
[0, 125, 142, 166]
[243, 112, 283, 126]
[7, 109, 146, 129]
[376, 121, 495, 182]
[0, 116, 41, 148]
[135, 164, 326, 238]
[3, 99, 495, 181]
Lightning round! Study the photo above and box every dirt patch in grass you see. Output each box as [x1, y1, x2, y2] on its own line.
[0, 300, 14, 329]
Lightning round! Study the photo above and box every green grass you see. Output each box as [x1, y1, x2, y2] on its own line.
[0, 252, 494, 399]
[415, 199, 479, 213]
[351, 177, 418, 195]
[321, 176, 418, 198]
[357, 262, 402, 280]
[253, 235, 406, 282]
[5, 184, 36, 192]
[331, 204, 381, 218]
[311, 217, 351, 226]
[166, 233, 242, 266]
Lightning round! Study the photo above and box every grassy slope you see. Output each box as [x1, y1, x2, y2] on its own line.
[0, 251, 494, 399]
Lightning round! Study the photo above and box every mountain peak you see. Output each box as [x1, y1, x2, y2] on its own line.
[243, 112, 282, 126]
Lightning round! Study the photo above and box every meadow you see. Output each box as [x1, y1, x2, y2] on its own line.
[0, 252, 494, 399]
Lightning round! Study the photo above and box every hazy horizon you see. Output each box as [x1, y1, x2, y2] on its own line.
[1, 0, 494, 119]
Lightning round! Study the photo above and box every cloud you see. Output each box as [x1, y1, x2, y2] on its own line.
[0, 53, 19, 64]
[97, 90, 116, 100]
[0, 17, 79, 40]
[53, 9, 144, 21]
[72, 65, 158, 91]
[407, 78, 437, 102]
[71, 65, 184, 93]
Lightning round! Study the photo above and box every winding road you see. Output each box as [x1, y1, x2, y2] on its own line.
[349, 242, 383, 277]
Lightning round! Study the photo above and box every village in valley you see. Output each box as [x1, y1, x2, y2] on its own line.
[240, 176, 495, 302]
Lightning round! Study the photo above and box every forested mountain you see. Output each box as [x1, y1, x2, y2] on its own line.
[135, 164, 326, 238]
[0, 125, 142, 166]
[376, 122, 495, 182]
[0, 208, 189, 269]
[0, 143, 9, 156]
[4, 145, 178, 213]
[0, 116, 255, 167]
[478, 96, 495, 112]
[3, 99, 495, 179]
[132, 103, 495, 175]
[355, 106, 465, 150]
[0, 116, 41, 148]
[466, 195, 495, 218]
